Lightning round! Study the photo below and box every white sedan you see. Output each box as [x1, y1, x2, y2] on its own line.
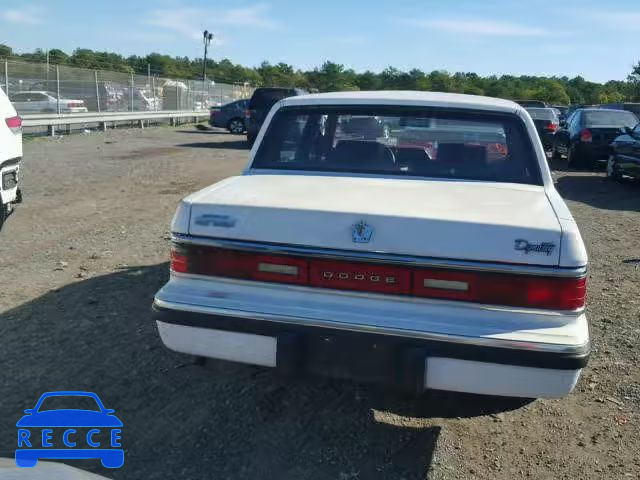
[0, 86, 22, 231]
[153, 91, 589, 399]
[10, 91, 88, 114]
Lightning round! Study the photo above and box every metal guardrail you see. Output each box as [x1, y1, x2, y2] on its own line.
[21, 110, 210, 135]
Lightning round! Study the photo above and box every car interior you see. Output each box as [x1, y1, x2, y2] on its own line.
[255, 111, 540, 184]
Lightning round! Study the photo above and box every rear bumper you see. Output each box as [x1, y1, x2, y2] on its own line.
[576, 142, 612, 162]
[209, 116, 225, 128]
[153, 285, 590, 397]
[1, 157, 21, 205]
[538, 131, 556, 148]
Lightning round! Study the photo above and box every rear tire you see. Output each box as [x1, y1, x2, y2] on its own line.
[551, 142, 562, 161]
[0, 203, 7, 233]
[227, 118, 245, 134]
[566, 144, 578, 169]
[606, 156, 623, 182]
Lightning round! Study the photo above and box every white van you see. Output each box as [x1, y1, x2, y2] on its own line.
[0, 86, 23, 231]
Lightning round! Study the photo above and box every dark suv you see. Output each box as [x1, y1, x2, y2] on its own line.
[246, 87, 307, 145]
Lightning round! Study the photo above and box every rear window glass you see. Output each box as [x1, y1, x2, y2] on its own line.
[517, 101, 546, 107]
[249, 89, 296, 109]
[252, 106, 541, 185]
[584, 110, 638, 127]
[526, 108, 557, 120]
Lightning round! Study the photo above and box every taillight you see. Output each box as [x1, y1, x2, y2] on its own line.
[413, 269, 585, 309]
[172, 245, 307, 285]
[580, 129, 592, 143]
[5, 115, 22, 134]
[170, 249, 188, 273]
[67, 101, 83, 108]
[171, 244, 586, 311]
[546, 122, 558, 132]
[245, 109, 251, 119]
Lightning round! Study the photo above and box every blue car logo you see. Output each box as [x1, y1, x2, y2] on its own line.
[16, 391, 123, 468]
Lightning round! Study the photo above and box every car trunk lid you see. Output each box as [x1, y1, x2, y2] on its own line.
[585, 126, 623, 146]
[185, 175, 562, 266]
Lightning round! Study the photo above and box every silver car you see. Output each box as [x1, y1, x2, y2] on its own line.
[10, 91, 88, 114]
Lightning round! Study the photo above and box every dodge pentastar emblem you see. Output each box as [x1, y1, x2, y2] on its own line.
[352, 221, 373, 243]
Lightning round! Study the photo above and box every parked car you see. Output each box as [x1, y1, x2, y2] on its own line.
[552, 108, 639, 168]
[525, 107, 560, 150]
[153, 91, 589, 399]
[563, 104, 598, 122]
[552, 105, 568, 120]
[10, 91, 88, 114]
[246, 87, 307, 145]
[516, 100, 547, 108]
[209, 99, 249, 134]
[607, 122, 640, 181]
[31, 80, 118, 112]
[133, 89, 158, 111]
[0, 86, 22, 232]
[550, 105, 568, 123]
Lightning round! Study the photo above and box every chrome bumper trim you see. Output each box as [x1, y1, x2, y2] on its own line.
[153, 298, 591, 356]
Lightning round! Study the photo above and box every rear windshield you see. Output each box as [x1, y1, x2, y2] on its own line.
[526, 108, 557, 121]
[517, 101, 546, 107]
[252, 106, 542, 185]
[584, 110, 638, 127]
[249, 89, 297, 110]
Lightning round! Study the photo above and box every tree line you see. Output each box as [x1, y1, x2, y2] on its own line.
[2, 44, 639, 105]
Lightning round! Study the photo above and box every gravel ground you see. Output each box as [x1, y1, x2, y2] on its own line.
[0, 126, 639, 479]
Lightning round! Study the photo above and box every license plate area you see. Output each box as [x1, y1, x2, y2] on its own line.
[306, 333, 397, 384]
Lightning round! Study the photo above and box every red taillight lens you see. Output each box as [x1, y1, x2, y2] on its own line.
[546, 122, 558, 132]
[67, 102, 83, 108]
[476, 274, 585, 310]
[170, 249, 188, 273]
[171, 244, 586, 310]
[5, 115, 22, 134]
[413, 270, 585, 310]
[172, 245, 307, 285]
[580, 129, 592, 142]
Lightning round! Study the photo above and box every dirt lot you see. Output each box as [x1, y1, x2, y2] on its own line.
[1, 126, 639, 479]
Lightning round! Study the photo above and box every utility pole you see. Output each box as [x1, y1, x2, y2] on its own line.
[202, 30, 213, 109]
[46, 49, 50, 91]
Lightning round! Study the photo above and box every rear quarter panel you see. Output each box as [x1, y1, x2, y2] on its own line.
[0, 88, 22, 162]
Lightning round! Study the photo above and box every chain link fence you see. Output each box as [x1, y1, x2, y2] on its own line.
[1, 59, 254, 116]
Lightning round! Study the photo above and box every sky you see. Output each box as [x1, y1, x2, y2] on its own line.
[0, 0, 638, 83]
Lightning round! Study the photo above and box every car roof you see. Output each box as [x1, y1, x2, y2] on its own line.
[577, 108, 632, 113]
[280, 91, 519, 113]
